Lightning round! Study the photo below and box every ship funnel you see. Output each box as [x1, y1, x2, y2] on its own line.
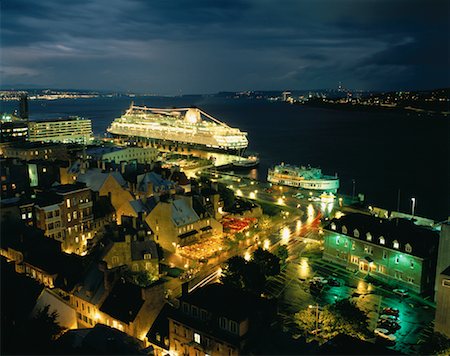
[185, 108, 201, 124]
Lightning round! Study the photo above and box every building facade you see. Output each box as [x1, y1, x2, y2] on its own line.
[28, 117, 93, 144]
[323, 213, 439, 294]
[145, 196, 223, 253]
[434, 266, 450, 338]
[35, 183, 94, 254]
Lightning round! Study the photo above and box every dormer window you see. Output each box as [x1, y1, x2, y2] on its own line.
[393, 240, 399, 249]
[379, 236, 385, 245]
[353, 229, 360, 238]
[144, 253, 152, 260]
[405, 243, 412, 253]
[342, 226, 347, 234]
[331, 222, 336, 231]
[366, 232, 372, 241]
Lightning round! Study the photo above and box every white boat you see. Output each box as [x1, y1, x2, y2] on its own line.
[232, 154, 260, 169]
[268, 163, 339, 193]
[107, 104, 248, 155]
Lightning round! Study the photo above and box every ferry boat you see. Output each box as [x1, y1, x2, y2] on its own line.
[232, 154, 260, 169]
[107, 104, 248, 155]
[267, 163, 339, 193]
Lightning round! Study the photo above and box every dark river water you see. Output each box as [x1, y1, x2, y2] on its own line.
[2, 96, 448, 220]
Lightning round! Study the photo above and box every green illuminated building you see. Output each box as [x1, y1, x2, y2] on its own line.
[323, 213, 439, 294]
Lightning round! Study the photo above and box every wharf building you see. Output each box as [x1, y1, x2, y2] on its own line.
[323, 213, 440, 294]
[28, 117, 93, 144]
[85, 146, 159, 165]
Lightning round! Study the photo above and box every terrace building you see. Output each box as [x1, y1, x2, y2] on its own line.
[323, 213, 439, 294]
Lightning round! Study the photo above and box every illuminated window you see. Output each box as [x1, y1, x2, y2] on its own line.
[353, 229, 359, 238]
[144, 253, 151, 260]
[405, 243, 412, 253]
[66, 199, 71, 208]
[366, 232, 372, 241]
[194, 333, 201, 344]
[393, 240, 399, 249]
[73, 211, 77, 219]
[379, 236, 385, 245]
[67, 213, 71, 222]
[351, 241, 355, 250]
[21, 213, 26, 220]
[331, 223, 336, 231]
[342, 226, 347, 234]
[27, 212, 32, 218]
[42, 168, 47, 173]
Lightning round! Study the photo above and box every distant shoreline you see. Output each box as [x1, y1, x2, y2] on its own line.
[300, 101, 449, 118]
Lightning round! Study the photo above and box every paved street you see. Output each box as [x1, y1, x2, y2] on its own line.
[163, 170, 435, 354]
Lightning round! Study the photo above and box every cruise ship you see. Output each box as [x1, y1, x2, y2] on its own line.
[267, 163, 339, 192]
[107, 104, 248, 154]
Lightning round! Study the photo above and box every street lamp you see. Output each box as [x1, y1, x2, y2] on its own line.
[308, 304, 319, 335]
[411, 197, 416, 217]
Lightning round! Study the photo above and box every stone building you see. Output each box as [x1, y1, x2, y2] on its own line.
[323, 213, 439, 294]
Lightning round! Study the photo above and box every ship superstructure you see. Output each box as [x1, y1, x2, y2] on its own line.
[268, 163, 339, 192]
[107, 104, 248, 154]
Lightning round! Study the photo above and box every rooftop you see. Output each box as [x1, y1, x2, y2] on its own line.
[179, 283, 269, 322]
[326, 213, 439, 258]
[100, 279, 144, 324]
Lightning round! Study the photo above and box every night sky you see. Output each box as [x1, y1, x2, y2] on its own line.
[2, 0, 449, 94]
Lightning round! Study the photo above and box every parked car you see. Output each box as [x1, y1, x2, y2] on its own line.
[382, 307, 400, 316]
[311, 276, 328, 284]
[379, 314, 399, 322]
[327, 278, 341, 287]
[393, 289, 409, 297]
[374, 328, 397, 342]
[378, 320, 401, 333]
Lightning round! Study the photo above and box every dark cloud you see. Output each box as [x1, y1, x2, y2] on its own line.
[1, 0, 449, 93]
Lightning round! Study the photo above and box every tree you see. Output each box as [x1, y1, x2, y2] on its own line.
[218, 183, 235, 208]
[252, 247, 280, 277]
[275, 245, 289, 266]
[294, 299, 369, 343]
[242, 261, 266, 295]
[220, 256, 247, 289]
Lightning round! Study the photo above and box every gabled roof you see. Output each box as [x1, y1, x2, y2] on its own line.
[171, 198, 199, 227]
[146, 304, 173, 350]
[131, 239, 158, 261]
[100, 279, 144, 324]
[78, 168, 127, 192]
[136, 172, 174, 193]
[326, 213, 439, 258]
